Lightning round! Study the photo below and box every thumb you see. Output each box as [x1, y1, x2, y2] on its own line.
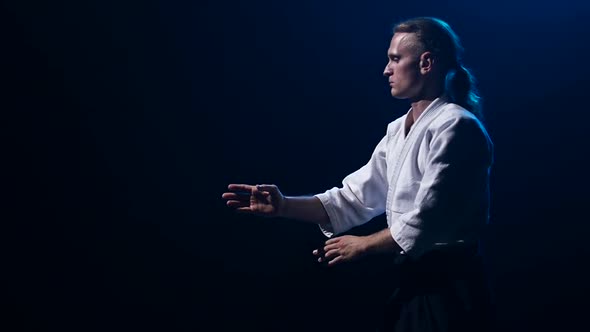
[256, 184, 278, 194]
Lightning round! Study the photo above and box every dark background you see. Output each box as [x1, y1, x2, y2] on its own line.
[3, 0, 590, 331]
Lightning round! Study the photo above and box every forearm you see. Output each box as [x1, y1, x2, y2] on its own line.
[279, 196, 330, 225]
[363, 228, 402, 255]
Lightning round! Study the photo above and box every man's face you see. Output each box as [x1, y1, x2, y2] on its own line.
[383, 32, 424, 100]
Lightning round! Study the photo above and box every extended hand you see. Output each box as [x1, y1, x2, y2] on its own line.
[313, 235, 368, 266]
[222, 184, 285, 217]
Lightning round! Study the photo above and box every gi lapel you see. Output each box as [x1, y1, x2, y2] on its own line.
[385, 98, 448, 216]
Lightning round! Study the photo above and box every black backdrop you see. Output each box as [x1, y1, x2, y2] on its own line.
[4, 1, 590, 331]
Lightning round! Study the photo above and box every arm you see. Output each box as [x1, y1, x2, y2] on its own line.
[314, 134, 390, 235]
[314, 228, 402, 266]
[280, 196, 330, 225]
[222, 184, 329, 225]
[224, 184, 401, 266]
[223, 132, 391, 229]
[363, 228, 402, 255]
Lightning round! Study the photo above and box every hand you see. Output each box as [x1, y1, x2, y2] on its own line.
[222, 184, 285, 217]
[312, 235, 368, 266]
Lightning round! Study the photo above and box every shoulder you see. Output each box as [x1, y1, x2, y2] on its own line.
[427, 103, 493, 160]
[430, 103, 488, 138]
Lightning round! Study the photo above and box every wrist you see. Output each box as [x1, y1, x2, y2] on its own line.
[362, 235, 374, 255]
[363, 229, 399, 255]
[277, 196, 289, 218]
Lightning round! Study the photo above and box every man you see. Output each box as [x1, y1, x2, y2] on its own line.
[222, 17, 493, 332]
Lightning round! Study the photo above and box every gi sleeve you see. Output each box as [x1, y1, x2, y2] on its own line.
[314, 135, 388, 237]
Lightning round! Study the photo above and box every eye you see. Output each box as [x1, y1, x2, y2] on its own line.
[389, 56, 400, 63]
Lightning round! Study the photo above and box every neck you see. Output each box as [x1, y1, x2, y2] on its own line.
[409, 98, 437, 121]
[404, 96, 440, 137]
[409, 84, 444, 121]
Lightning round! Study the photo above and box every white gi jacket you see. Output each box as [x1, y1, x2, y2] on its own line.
[315, 98, 493, 258]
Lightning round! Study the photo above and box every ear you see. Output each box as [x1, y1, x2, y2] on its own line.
[419, 51, 433, 74]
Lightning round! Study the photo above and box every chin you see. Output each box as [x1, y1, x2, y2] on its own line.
[390, 90, 403, 99]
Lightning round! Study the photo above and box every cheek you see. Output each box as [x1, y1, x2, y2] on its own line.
[398, 66, 411, 75]
[394, 69, 410, 84]
[393, 66, 406, 78]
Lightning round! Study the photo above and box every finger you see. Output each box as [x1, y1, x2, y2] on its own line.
[256, 184, 277, 193]
[313, 247, 326, 256]
[227, 184, 255, 192]
[235, 207, 254, 214]
[226, 200, 250, 208]
[324, 243, 340, 252]
[324, 249, 339, 259]
[222, 192, 250, 200]
[252, 186, 266, 197]
[325, 237, 340, 245]
[327, 256, 343, 266]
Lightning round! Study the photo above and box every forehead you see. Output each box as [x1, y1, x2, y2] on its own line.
[388, 32, 419, 55]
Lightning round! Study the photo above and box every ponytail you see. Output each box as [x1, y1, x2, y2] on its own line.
[445, 65, 483, 120]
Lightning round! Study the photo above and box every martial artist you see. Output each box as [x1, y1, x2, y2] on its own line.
[222, 16, 494, 332]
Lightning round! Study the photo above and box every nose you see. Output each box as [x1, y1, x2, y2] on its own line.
[383, 62, 392, 77]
